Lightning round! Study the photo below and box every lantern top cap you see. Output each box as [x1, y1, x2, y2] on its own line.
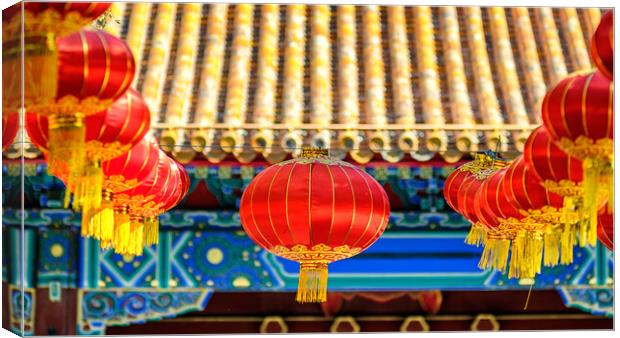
[301, 148, 329, 158]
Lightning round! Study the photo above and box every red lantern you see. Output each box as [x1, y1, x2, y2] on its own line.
[444, 165, 475, 212]
[501, 156, 570, 269]
[2, 113, 19, 151]
[541, 70, 613, 243]
[108, 151, 182, 255]
[239, 149, 390, 303]
[522, 126, 606, 248]
[524, 126, 583, 197]
[444, 154, 499, 247]
[31, 29, 135, 186]
[590, 11, 613, 80]
[85, 136, 160, 245]
[101, 150, 175, 255]
[2, 2, 112, 113]
[597, 206, 613, 251]
[25, 88, 151, 213]
[472, 167, 524, 274]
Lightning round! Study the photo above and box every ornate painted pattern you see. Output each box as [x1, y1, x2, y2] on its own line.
[169, 230, 281, 289]
[3, 162, 459, 213]
[77, 288, 213, 335]
[9, 285, 36, 336]
[37, 228, 78, 287]
[558, 286, 613, 317]
[100, 247, 157, 288]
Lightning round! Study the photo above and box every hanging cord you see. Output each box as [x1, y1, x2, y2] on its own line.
[523, 281, 535, 310]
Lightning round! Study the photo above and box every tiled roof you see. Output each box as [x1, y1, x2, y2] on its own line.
[14, 4, 606, 164]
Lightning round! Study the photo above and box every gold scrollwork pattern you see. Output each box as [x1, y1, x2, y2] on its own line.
[29, 96, 115, 116]
[104, 176, 139, 193]
[3, 9, 101, 39]
[85, 141, 133, 163]
[541, 179, 582, 197]
[558, 136, 613, 160]
[271, 244, 362, 263]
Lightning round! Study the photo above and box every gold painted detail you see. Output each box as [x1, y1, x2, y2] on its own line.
[103, 176, 139, 193]
[541, 179, 582, 197]
[271, 244, 362, 263]
[457, 153, 504, 180]
[3, 8, 102, 39]
[50, 244, 64, 258]
[85, 141, 133, 163]
[301, 148, 329, 158]
[276, 154, 358, 167]
[29, 95, 115, 116]
[558, 136, 613, 160]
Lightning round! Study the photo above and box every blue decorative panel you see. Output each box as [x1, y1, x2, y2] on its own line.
[558, 286, 614, 317]
[37, 228, 77, 287]
[169, 230, 281, 290]
[100, 247, 157, 288]
[9, 285, 35, 336]
[78, 288, 213, 335]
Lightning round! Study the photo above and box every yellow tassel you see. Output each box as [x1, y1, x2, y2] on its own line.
[2, 33, 58, 112]
[143, 216, 159, 246]
[543, 227, 560, 267]
[479, 236, 510, 272]
[86, 190, 115, 241]
[527, 233, 543, 276]
[48, 114, 86, 187]
[560, 222, 576, 265]
[113, 210, 131, 254]
[465, 223, 487, 247]
[509, 232, 526, 279]
[71, 160, 103, 214]
[580, 158, 603, 247]
[100, 239, 112, 250]
[296, 262, 328, 303]
[128, 216, 144, 256]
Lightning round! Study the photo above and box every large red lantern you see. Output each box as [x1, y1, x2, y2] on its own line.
[541, 71, 613, 237]
[524, 126, 583, 198]
[239, 149, 390, 303]
[502, 156, 569, 269]
[473, 167, 526, 274]
[32, 29, 135, 185]
[590, 11, 613, 80]
[2, 2, 112, 113]
[522, 126, 607, 248]
[457, 157, 500, 246]
[25, 88, 151, 213]
[108, 151, 180, 255]
[2, 113, 19, 151]
[597, 205, 613, 251]
[85, 136, 160, 245]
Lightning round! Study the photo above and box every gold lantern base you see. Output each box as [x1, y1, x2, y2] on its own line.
[297, 262, 329, 303]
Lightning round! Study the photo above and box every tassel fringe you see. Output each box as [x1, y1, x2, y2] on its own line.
[127, 219, 145, 256]
[88, 205, 114, 242]
[296, 263, 328, 303]
[509, 232, 543, 279]
[143, 217, 159, 246]
[465, 223, 487, 247]
[113, 212, 131, 254]
[478, 237, 510, 272]
[543, 228, 560, 267]
[48, 114, 86, 192]
[71, 160, 103, 215]
[579, 158, 605, 247]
